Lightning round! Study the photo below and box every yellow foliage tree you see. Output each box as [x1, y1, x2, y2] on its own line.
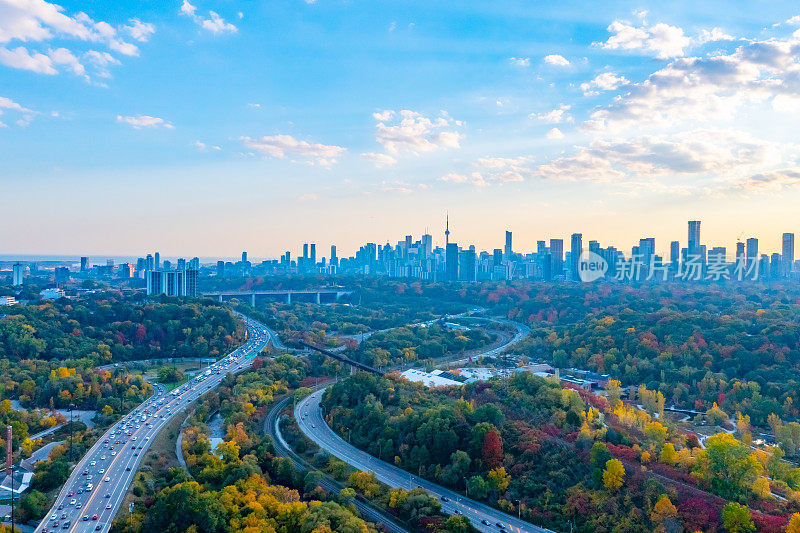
[650, 495, 678, 523]
[660, 443, 678, 465]
[487, 467, 510, 493]
[603, 459, 625, 491]
[785, 513, 800, 533]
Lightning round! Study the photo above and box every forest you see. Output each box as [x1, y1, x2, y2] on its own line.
[0, 290, 244, 362]
[113, 354, 471, 533]
[322, 372, 800, 533]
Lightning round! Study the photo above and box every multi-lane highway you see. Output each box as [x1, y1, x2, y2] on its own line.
[295, 390, 553, 533]
[36, 316, 272, 533]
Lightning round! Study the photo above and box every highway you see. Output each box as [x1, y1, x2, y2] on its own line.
[35, 316, 272, 533]
[295, 391, 552, 533]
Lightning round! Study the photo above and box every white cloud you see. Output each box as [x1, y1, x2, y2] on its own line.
[124, 19, 155, 42]
[533, 104, 571, 123]
[697, 27, 734, 44]
[117, 115, 174, 129]
[0, 95, 32, 127]
[247, 102, 261, 108]
[84, 50, 120, 78]
[546, 127, 565, 139]
[241, 134, 346, 165]
[441, 129, 794, 193]
[534, 129, 787, 183]
[735, 169, 800, 190]
[373, 110, 462, 155]
[0, 46, 56, 74]
[596, 20, 691, 59]
[372, 110, 394, 121]
[181, 1, 237, 34]
[440, 172, 489, 187]
[48, 47, 85, 77]
[360, 152, 397, 167]
[194, 140, 220, 151]
[508, 57, 530, 67]
[0, 0, 148, 79]
[580, 72, 629, 95]
[586, 35, 800, 131]
[544, 54, 570, 66]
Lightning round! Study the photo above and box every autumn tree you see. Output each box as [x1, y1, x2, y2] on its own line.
[721, 502, 755, 533]
[650, 495, 677, 524]
[786, 513, 800, 533]
[482, 428, 504, 468]
[603, 459, 625, 491]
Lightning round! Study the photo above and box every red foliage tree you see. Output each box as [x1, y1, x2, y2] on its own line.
[482, 428, 504, 468]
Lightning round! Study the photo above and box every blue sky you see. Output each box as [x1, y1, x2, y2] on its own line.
[2, 0, 800, 258]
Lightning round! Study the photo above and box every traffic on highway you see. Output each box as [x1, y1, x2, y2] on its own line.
[35, 316, 272, 533]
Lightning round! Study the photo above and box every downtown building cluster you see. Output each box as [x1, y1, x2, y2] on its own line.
[216, 220, 798, 283]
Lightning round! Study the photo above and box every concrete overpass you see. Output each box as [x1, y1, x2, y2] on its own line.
[203, 289, 353, 306]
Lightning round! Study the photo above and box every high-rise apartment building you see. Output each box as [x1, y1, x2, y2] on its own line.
[688, 220, 701, 254]
[504, 231, 513, 258]
[12, 263, 23, 286]
[783, 233, 795, 276]
[746, 238, 759, 266]
[550, 239, 564, 277]
[670, 241, 680, 270]
[570, 233, 583, 280]
[147, 268, 199, 297]
[445, 242, 459, 281]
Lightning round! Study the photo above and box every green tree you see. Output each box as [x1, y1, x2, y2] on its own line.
[721, 502, 754, 533]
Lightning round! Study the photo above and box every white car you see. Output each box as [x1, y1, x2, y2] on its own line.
[89, 461, 96, 466]
[111, 451, 116, 456]
[105, 477, 111, 482]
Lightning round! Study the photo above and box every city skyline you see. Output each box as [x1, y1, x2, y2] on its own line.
[3, 1, 800, 255]
[5, 219, 798, 269]
[2, 214, 799, 261]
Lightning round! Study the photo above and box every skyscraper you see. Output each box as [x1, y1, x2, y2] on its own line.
[746, 238, 759, 266]
[570, 233, 582, 280]
[12, 263, 24, 286]
[670, 241, 680, 270]
[80, 257, 88, 272]
[783, 233, 795, 276]
[242, 251, 248, 264]
[687, 220, 701, 254]
[154, 252, 160, 269]
[736, 242, 745, 261]
[493, 249, 503, 266]
[445, 242, 459, 281]
[550, 239, 564, 278]
[310, 243, 316, 265]
[330, 245, 338, 267]
[504, 231, 512, 257]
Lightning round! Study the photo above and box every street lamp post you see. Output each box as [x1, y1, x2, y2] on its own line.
[515, 499, 521, 520]
[68, 404, 75, 462]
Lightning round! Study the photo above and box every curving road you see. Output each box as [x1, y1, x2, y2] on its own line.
[36, 315, 272, 533]
[264, 393, 410, 533]
[295, 391, 552, 533]
[293, 314, 553, 533]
